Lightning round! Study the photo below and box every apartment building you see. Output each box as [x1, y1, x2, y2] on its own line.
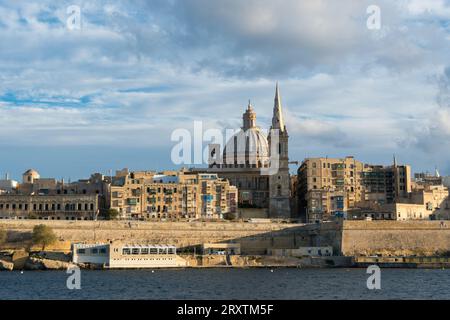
[297, 156, 412, 222]
[110, 169, 238, 220]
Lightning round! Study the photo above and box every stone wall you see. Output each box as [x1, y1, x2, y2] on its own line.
[0, 220, 317, 255]
[4, 220, 449, 257]
[341, 220, 450, 256]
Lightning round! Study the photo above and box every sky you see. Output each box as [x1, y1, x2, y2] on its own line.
[0, 0, 449, 181]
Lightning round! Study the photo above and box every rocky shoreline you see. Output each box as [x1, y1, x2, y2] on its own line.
[0, 249, 354, 270]
[3, 250, 449, 271]
[0, 250, 77, 271]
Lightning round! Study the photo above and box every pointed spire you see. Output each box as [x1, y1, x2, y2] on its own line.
[435, 166, 440, 178]
[247, 99, 253, 111]
[393, 154, 397, 167]
[272, 82, 285, 132]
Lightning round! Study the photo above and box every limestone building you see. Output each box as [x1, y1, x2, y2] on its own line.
[0, 169, 109, 220]
[206, 84, 291, 218]
[413, 171, 443, 189]
[0, 173, 18, 194]
[393, 184, 450, 220]
[297, 156, 412, 222]
[0, 194, 99, 220]
[110, 169, 238, 220]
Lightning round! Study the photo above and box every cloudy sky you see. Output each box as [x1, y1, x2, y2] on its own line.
[0, 0, 449, 180]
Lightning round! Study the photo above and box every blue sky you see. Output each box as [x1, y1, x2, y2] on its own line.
[0, 0, 449, 181]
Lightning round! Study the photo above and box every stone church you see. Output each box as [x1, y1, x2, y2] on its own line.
[207, 84, 291, 218]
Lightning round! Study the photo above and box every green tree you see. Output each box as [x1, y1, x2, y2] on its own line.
[32, 224, 57, 251]
[99, 208, 120, 220]
[106, 209, 119, 220]
[0, 229, 7, 245]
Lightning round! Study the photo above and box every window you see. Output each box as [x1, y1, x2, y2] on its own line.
[92, 248, 98, 254]
[100, 248, 107, 254]
[122, 248, 131, 255]
[77, 249, 86, 254]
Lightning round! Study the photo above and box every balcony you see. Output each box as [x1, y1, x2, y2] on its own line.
[127, 198, 138, 206]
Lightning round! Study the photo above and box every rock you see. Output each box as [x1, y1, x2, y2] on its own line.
[0, 250, 15, 256]
[12, 250, 29, 270]
[0, 259, 14, 271]
[24, 257, 76, 270]
[33, 251, 71, 262]
[24, 257, 45, 270]
[0, 250, 14, 263]
[41, 258, 76, 270]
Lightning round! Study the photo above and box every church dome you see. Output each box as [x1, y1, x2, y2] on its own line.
[220, 101, 270, 168]
[24, 169, 39, 175]
[22, 169, 40, 184]
[222, 128, 269, 168]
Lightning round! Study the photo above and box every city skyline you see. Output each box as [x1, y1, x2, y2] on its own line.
[0, 0, 449, 179]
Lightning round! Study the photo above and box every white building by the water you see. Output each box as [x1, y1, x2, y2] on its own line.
[72, 242, 187, 268]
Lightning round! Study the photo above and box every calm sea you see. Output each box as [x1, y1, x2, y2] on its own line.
[0, 268, 449, 300]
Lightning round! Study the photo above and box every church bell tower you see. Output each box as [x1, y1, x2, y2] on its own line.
[268, 83, 291, 218]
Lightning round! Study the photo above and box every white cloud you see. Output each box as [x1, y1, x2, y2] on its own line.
[0, 0, 449, 176]
[407, 0, 450, 18]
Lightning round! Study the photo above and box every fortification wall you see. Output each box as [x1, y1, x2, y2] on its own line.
[6, 220, 448, 257]
[341, 220, 450, 256]
[0, 220, 317, 255]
